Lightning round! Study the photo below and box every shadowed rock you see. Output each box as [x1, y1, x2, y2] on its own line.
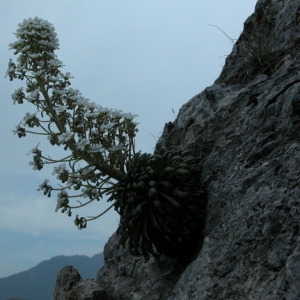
[53, 266, 107, 300]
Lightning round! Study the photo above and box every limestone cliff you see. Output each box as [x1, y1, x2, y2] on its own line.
[53, 0, 300, 299]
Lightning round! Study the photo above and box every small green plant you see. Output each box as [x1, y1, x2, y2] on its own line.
[7, 17, 207, 259]
[213, 23, 281, 85]
[235, 25, 279, 84]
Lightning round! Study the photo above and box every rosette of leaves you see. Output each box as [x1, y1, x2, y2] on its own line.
[111, 148, 207, 259]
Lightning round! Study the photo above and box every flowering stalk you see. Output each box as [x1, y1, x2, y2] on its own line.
[7, 17, 138, 227]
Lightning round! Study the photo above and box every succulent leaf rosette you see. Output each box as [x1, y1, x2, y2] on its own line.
[112, 149, 207, 259]
[7, 17, 207, 259]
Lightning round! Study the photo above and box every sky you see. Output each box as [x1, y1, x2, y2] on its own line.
[0, 0, 257, 278]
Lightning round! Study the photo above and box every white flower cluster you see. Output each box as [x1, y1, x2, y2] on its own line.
[52, 163, 68, 176]
[11, 88, 24, 104]
[29, 160, 39, 170]
[55, 190, 68, 212]
[23, 112, 37, 124]
[88, 144, 105, 153]
[58, 131, 73, 143]
[10, 17, 59, 52]
[8, 17, 140, 227]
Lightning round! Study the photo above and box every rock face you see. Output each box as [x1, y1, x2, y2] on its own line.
[52, 266, 107, 300]
[53, 0, 300, 299]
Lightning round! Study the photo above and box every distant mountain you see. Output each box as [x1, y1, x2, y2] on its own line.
[0, 253, 104, 300]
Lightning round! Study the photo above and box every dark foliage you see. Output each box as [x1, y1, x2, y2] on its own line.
[111, 148, 207, 259]
[235, 25, 280, 84]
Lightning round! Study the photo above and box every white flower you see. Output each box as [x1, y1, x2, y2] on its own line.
[55, 190, 68, 212]
[108, 144, 125, 152]
[122, 112, 138, 119]
[66, 175, 79, 185]
[84, 110, 98, 118]
[100, 122, 116, 130]
[76, 138, 89, 151]
[54, 105, 68, 113]
[81, 187, 97, 198]
[28, 89, 40, 102]
[52, 163, 67, 175]
[22, 112, 37, 125]
[52, 88, 64, 95]
[37, 179, 50, 191]
[55, 198, 65, 212]
[29, 160, 38, 170]
[27, 143, 40, 155]
[79, 166, 94, 175]
[48, 59, 63, 68]
[76, 95, 89, 107]
[11, 88, 24, 104]
[88, 144, 104, 153]
[58, 131, 73, 143]
[109, 108, 123, 117]
[12, 123, 23, 135]
[88, 101, 96, 109]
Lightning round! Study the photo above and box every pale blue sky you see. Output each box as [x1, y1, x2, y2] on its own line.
[0, 0, 257, 278]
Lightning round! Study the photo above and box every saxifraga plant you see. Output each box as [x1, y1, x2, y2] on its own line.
[112, 148, 207, 259]
[7, 17, 207, 259]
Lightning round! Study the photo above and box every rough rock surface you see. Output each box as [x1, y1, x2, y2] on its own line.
[52, 266, 107, 300]
[97, 233, 182, 300]
[53, 0, 300, 299]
